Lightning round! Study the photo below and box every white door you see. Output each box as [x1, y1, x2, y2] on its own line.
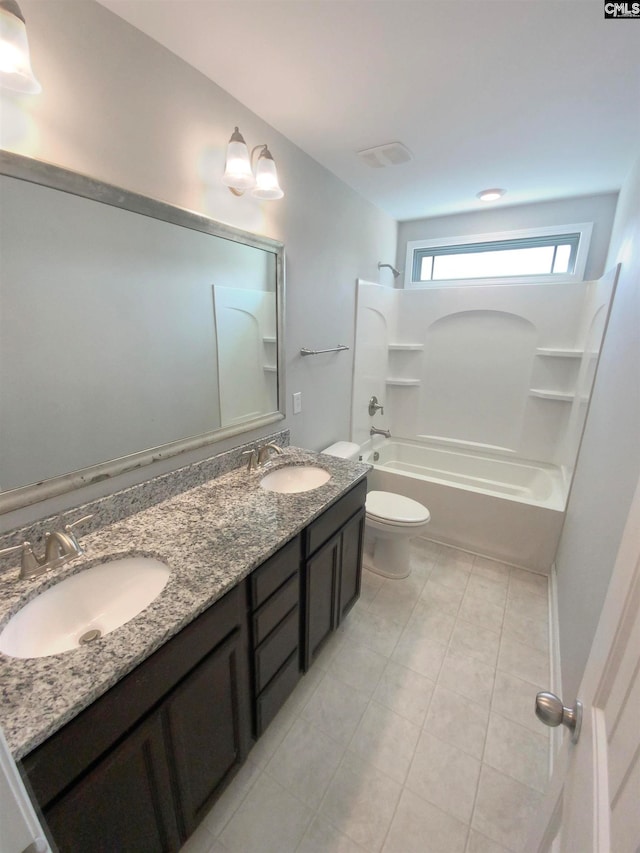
[525, 475, 640, 853]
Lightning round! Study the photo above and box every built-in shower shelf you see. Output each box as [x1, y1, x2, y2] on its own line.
[529, 388, 575, 402]
[386, 378, 421, 387]
[535, 348, 584, 358]
[388, 343, 424, 351]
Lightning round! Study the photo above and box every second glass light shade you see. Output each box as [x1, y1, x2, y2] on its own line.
[253, 148, 284, 200]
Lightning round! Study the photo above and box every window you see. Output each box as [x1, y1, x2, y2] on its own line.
[405, 223, 593, 288]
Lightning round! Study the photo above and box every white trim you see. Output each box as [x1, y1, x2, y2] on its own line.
[404, 222, 593, 288]
[548, 562, 564, 773]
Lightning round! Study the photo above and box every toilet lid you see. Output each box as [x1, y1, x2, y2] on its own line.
[366, 491, 430, 525]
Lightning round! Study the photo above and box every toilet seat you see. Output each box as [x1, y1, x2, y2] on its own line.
[365, 491, 430, 527]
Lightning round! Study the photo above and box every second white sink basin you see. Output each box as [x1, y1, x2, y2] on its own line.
[260, 465, 331, 494]
[0, 557, 171, 659]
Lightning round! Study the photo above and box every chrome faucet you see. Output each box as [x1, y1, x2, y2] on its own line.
[243, 443, 284, 471]
[43, 529, 84, 569]
[257, 442, 284, 466]
[0, 514, 93, 580]
[370, 426, 391, 438]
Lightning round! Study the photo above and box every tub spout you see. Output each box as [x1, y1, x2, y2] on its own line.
[370, 427, 391, 438]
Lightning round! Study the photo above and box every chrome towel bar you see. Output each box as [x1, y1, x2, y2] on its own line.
[300, 344, 350, 356]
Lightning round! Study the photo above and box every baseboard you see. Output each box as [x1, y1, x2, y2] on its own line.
[548, 562, 564, 770]
[416, 534, 550, 576]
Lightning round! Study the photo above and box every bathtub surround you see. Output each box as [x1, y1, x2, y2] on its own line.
[352, 277, 614, 483]
[350, 270, 614, 571]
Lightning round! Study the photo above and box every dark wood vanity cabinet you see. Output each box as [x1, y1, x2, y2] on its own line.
[21, 477, 367, 852]
[45, 711, 181, 852]
[303, 479, 367, 669]
[23, 584, 251, 852]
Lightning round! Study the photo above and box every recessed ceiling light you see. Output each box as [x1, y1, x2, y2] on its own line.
[477, 188, 506, 202]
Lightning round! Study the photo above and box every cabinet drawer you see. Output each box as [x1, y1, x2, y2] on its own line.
[250, 536, 301, 608]
[255, 651, 300, 736]
[253, 572, 299, 646]
[305, 479, 367, 556]
[254, 607, 299, 693]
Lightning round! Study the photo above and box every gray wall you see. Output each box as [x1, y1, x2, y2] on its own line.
[556, 155, 640, 702]
[397, 193, 619, 285]
[0, 0, 396, 531]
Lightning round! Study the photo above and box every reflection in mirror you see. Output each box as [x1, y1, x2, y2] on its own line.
[213, 286, 277, 427]
[0, 152, 285, 512]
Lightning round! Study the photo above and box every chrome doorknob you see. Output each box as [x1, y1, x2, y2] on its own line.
[535, 692, 582, 744]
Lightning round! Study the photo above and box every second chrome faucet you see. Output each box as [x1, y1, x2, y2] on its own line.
[243, 442, 284, 471]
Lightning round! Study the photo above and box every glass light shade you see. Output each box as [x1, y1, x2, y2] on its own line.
[221, 127, 255, 190]
[0, 3, 41, 94]
[252, 149, 284, 200]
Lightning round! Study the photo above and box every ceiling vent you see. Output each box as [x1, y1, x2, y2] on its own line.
[357, 142, 413, 169]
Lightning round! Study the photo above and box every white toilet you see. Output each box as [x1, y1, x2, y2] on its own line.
[322, 442, 431, 579]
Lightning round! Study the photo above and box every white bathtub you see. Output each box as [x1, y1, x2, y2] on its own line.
[361, 437, 566, 573]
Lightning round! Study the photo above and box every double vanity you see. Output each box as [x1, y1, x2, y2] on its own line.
[0, 442, 369, 851]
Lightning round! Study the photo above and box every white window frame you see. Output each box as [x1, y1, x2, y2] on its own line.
[404, 222, 593, 288]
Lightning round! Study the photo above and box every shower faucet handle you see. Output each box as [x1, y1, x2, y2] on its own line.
[368, 396, 384, 416]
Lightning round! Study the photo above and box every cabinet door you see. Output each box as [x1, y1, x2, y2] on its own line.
[163, 628, 250, 838]
[304, 532, 340, 670]
[44, 712, 180, 853]
[338, 508, 365, 623]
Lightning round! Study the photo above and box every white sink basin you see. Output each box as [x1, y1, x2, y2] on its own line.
[260, 465, 331, 494]
[0, 557, 171, 659]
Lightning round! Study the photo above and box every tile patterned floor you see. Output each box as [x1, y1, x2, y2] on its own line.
[181, 540, 551, 853]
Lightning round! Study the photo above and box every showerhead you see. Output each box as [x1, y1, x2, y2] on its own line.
[378, 262, 401, 279]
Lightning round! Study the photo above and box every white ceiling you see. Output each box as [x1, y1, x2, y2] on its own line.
[98, 0, 640, 222]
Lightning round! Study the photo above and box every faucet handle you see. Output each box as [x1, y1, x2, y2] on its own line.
[0, 541, 28, 559]
[243, 449, 259, 471]
[0, 541, 44, 579]
[368, 396, 384, 416]
[64, 514, 93, 541]
[60, 514, 94, 554]
[65, 514, 93, 531]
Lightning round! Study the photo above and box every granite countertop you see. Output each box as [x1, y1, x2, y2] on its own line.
[0, 448, 369, 760]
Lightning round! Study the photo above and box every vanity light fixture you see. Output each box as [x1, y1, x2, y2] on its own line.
[477, 188, 506, 202]
[222, 126, 284, 200]
[0, 0, 41, 94]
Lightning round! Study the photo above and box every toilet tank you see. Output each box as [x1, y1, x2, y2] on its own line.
[321, 441, 361, 461]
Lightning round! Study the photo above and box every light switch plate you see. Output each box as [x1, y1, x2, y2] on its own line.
[293, 392, 302, 414]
